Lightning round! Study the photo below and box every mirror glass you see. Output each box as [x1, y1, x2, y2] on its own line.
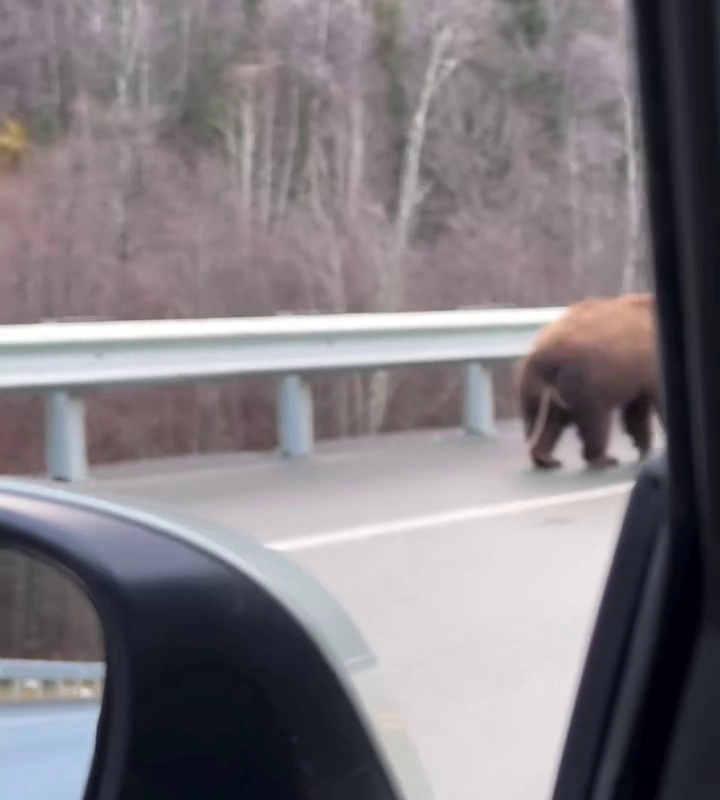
[0, 548, 105, 800]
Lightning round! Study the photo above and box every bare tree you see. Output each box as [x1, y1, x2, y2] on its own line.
[615, 0, 643, 293]
[0, 0, 649, 471]
[367, 23, 459, 433]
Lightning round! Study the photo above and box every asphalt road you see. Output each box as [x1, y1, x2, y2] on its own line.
[0, 703, 99, 800]
[291, 488, 629, 800]
[85, 420, 650, 543]
[6, 421, 660, 799]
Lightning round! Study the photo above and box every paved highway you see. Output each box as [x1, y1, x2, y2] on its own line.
[88, 420, 648, 543]
[0, 703, 99, 800]
[5, 421, 661, 799]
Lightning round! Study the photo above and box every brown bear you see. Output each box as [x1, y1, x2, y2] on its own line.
[515, 293, 663, 470]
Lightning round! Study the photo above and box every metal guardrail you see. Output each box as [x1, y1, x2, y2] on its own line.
[0, 308, 564, 481]
[0, 659, 105, 702]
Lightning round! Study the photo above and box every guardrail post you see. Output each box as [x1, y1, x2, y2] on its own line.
[463, 362, 496, 436]
[46, 391, 88, 481]
[278, 375, 314, 458]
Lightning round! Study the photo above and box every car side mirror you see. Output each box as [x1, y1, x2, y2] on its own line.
[0, 480, 435, 800]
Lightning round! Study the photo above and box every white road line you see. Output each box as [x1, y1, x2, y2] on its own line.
[267, 481, 635, 553]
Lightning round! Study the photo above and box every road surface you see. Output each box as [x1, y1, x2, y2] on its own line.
[4, 421, 660, 799]
[0, 703, 99, 800]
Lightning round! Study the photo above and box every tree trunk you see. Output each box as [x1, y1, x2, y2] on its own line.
[368, 25, 457, 435]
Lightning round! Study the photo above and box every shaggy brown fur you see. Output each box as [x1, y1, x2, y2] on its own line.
[515, 293, 663, 470]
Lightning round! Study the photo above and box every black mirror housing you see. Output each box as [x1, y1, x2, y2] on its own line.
[0, 480, 435, 800]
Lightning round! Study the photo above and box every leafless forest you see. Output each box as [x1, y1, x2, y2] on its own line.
[0, 0, 649, 474]
[0, 551, 104, 661]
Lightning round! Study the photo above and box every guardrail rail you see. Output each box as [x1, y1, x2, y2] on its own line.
[0, 308, 564, 481]
[0, 658, 105, 702]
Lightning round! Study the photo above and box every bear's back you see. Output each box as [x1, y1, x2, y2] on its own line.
[527, 293, 658, 398]
[533, 293, 655, 356]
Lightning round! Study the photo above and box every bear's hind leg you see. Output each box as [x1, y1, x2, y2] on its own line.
[621, 395, 653, 460]
[553, 360, 618, 469]
[530, 416, 566, 469]
[575, 401, 618, 469]
[527, 391, 570, 469]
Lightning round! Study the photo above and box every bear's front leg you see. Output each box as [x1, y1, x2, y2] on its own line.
[621, 395, 653, 459]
